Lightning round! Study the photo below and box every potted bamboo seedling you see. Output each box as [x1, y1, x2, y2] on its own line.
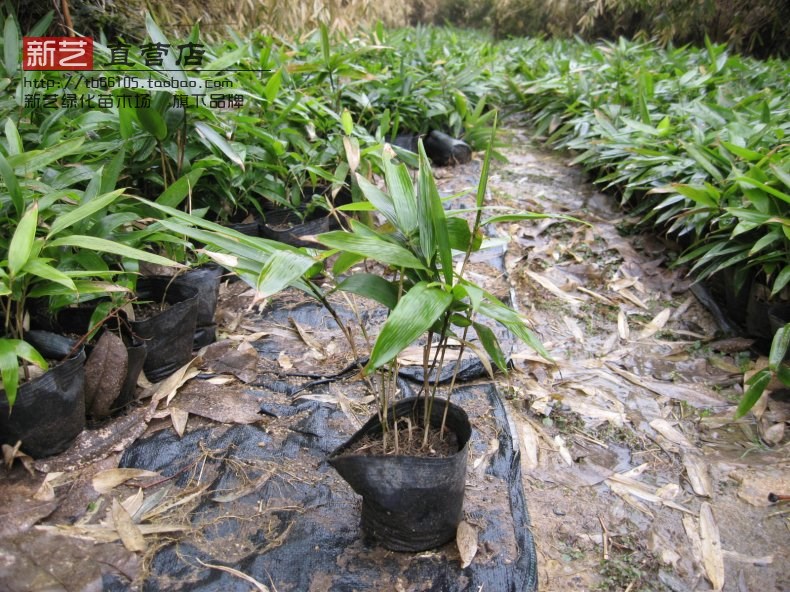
[151, 121, 561, 550]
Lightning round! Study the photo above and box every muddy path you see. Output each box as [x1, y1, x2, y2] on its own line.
[1, 128, 788, 592]
[466, 129, 789, 592]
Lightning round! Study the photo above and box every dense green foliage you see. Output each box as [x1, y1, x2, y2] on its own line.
[0, 11, 788, 414]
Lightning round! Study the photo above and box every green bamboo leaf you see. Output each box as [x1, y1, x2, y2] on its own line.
[7, 138, 84, 174]
[479, 297, 551, 360]
[156, 169, 204, 207]
[145, 12, 188, 86]
[136, 107, 167, 141]
[254, 250, 319, 298]
[418, 141, 452, 283]
[341, 109, 354, 136]
[263, 68, 282, 103]
[736, 176, 790, 205]
[771, 164, 790, 190]
[100, 147, 126, 195]
[769, 324, 790, 372]
[28, 11, 54, 37]
[366, 282, 452, 372]
[721, 141, 763, 162]
[9, 204, 38, 276]
[472, 321, 507, 372]
[354, 173, 397, 226]
[383, 157, 418, 235]
[318, 225, 428, 271]
[772, 265, 790, 297]
[5, 118, 22, 156]
[47, 189, 125, 237]
[0, 151, 22, 216]
[337, 273, 398, 310]
[23, 258, 76, 290]
[669, 184, 718, 208]
[47, 235, 184, 269]
[4, 16, 18, 78]
[0, 339, 47, 408]
[734, 369, 771, 419]
[195, 121, 244, 171]
[682, 142, 724, 181]
[331, 251, 365, 275]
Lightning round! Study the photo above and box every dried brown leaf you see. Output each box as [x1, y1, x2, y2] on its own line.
[456, 520, 478, 568]
[699, 502, 725, 591]
[526, 270, 581, 303]
[93, 469, 160, 494]
[649, 418, 695, 450]
[520, 424, 539, 470]
[277, 351, 293, 370]
[170, 408, 189, 438]
[111, 498, 147, 553]
[617, 309, 630, 340]
[683, 453, 712, 497]
[638, 308, 671, 340]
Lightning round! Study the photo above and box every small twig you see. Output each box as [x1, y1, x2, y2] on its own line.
[598, 515, 610, 561]
[195, 558, 271, 591]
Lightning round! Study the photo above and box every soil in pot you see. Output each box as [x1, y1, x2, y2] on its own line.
[328, 396, 472, 552]
[131, 277, 199, 383]
[0, 332, 86, 458]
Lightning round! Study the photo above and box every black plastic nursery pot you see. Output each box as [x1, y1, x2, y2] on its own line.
[0, 336, 86, 458]
[131, 277, 199, 382]
[177, 266, 223, 349]
[328, 396, 472, 552]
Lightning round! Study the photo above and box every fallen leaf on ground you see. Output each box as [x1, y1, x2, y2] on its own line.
[521, 424, 539, 470]
[617, 309, 630, 340]
[638, 307, 671, 340]
[112, 498, 147, 552]
[93, 469, 160, 494]
[170, 408, 189, 437]
[456, 520, 478, 568]
[196, 558, 270, 591]
[278, 351, 293, 370]
[683, 453, 713, 497]
[649, 418, 695, 450]
[699, 502, 725, 591]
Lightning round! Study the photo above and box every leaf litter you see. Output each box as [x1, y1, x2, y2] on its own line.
[1, 130, 788, 591]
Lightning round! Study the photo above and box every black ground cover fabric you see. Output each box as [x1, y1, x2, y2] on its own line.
[116, 382, 538, 591]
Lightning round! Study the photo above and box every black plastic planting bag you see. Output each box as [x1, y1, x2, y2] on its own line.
[178, 267, 222, 348]
[116, 383, 538, 591]
[424, 130, 473, 166]
[0, 332, 86, 458]
[132, 277, 199, 382]
[329, 397, 471, 552]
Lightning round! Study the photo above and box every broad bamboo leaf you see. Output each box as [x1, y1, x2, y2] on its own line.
[254, 250, 318, 298]
[337, 273, 399, 310]
[136, 107, 167, 141]
[367, 282, 452, 372]
[769, 324, 790, 371]
[0, 151, 22, 216]
[478, 298, 550, 359]
[0, 339, 47, 408]
[472, 322, 507, 372]
[23, 258, 76, 290]
[47, 235, 183, 268]
[195, 122, 244, 170]
[156, 169, 204, 207]
[772, 265, 790, 297]
[8, 138, 84, 174]
[354, 173, 397, 226]
[47, 189, 125, 237]
[4, 16, 18, 78]
[736, 175, 790, 205]
[5, 118, 22, 155]
[735, 369, 771, 419]
[383, 157, 418, 235]
[9, 204, 37, 276]
[418, 142, 452, 283]
[318, 227, 427, 271]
